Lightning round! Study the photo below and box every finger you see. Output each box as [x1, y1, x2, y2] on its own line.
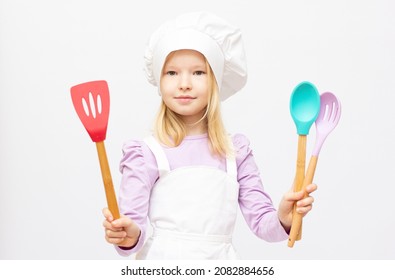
[285, 189, 305, 202]
[305, 183, 318, 193]
[102, 208, 114, 222]
[292, 183, 317, 200]
[106, 229, 127, 239]
[105, 234, 126, 245]
[111, 217, 132, 229]
[102, 219, 123, 232]
[102, 219, 111, 229]
[297, 196, 314, 207]
[296, 204, 313, 214]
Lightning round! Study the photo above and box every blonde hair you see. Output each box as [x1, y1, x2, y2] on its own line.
[154, 56, 232, 158]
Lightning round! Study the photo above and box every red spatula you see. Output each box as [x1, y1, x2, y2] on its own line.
[71, 80, 120, 219]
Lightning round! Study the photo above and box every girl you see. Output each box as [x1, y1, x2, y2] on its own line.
[102, 11, 317, 259]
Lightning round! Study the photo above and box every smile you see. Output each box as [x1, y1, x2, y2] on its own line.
[174, 96, 196, 103]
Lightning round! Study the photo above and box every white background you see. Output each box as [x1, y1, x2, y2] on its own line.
[1, 0, 394, 260]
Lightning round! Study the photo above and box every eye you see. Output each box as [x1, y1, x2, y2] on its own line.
[165, 71, 177, 76]
[194, 70, 206, 76]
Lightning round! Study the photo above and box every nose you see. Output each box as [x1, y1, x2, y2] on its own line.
[178, 74, 192, 91]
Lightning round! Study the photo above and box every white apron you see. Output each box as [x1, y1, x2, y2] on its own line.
[136, 136, 240, 260]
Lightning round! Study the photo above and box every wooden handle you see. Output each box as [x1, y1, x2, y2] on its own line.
[96, 141, 120, 219]
[288, 135, 306, 247]
[288, 155, 318, 247]
[291, 136, 306, 243]
[291, 176, 303, 241]
[294, 135, 307, 193]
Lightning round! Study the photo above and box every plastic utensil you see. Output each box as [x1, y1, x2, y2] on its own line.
[288, 92, 341, 247]
[71, 80, 120, 219]
[289, 81, 320, 244]
[290, 81, 321, 136]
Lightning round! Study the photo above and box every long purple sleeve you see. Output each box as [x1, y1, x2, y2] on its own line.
[115, 133, 288, 257]
[233, 135, 289, 242]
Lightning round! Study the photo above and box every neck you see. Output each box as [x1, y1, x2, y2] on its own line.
[185, 121, 207, 135]
[180, 109, 208, 135]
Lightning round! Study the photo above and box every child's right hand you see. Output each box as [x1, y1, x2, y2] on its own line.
[102, 208, 141, 249]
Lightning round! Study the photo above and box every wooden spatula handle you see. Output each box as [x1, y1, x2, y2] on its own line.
[96, 141, 120, 220]
[288, 155, 318, 247]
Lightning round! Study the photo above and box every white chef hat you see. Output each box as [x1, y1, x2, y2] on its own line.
[144, 11, 248, 101]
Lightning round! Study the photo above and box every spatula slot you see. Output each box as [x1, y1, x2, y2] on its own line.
[82, 97, 90, 117]
[97, 94, 102, 115]
[89, 92, 96, 119]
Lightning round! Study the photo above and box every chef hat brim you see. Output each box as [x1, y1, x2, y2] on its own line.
[144, 12, 248, 101]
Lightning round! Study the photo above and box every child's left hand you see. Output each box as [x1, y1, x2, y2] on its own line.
[277, 183, 318, 233]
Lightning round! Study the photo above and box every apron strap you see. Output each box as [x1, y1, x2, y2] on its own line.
[226, 155, 237, 181]
[225, 136, 238, 181]
[144, 136, 170, 177]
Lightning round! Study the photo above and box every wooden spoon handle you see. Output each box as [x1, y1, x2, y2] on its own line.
[287, 135, 306, 247]
[294, 135, 307, 193]
[288, 155, 318, 247]
[96, 141, 120, 219]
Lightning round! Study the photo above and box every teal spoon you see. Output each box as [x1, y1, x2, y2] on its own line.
[290, 81, 321, 135]
[288, 81, 320, 247]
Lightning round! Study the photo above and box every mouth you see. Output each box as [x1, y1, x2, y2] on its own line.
[175, 95, 196, 100]
[174, 95, 196, 103]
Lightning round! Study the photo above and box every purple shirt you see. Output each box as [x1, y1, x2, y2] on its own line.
[116, 133, 288, 256]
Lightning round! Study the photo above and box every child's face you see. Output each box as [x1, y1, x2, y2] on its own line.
[160, 49, 209, 125]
